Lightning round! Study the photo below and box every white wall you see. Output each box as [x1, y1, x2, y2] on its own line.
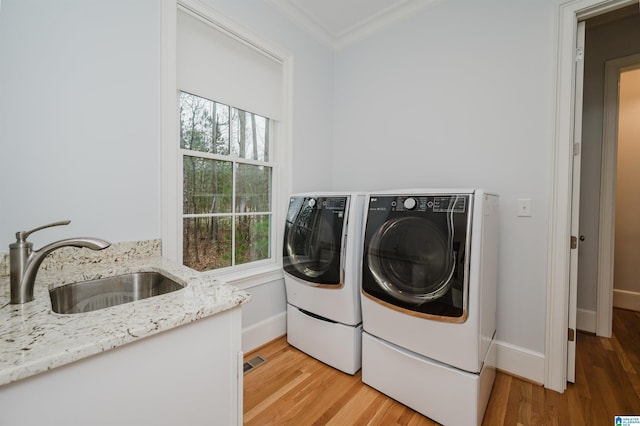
[332, 0, 559, 357]
[0, 0, 161, 249]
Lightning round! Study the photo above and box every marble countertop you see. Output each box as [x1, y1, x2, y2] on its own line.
[0, 241, 250, 387]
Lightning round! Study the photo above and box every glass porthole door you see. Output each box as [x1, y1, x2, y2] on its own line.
[283, 196, 348, 287]
[362, 194, 471, 320]
[367, 216, 455, 304]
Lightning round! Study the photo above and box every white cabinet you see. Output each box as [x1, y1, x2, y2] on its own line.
[0, 307, 242, 426]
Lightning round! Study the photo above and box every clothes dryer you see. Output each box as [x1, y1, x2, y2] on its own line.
[361, 189, 499, 425]
[283, 192, 365, 374]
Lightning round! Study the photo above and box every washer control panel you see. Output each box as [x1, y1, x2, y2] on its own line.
[371, 195, 468, 213]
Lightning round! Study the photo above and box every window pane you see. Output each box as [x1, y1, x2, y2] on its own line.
[235, 164, 271, 213]
[213, 103, 230, 155]
[183, 156, 232, 214]
[235, 214, 270, 265]
[230, 107, 269, 161]
[183, 217, 232, 271]
[180, 92, 230, 155]
[180, 92, 213, 152]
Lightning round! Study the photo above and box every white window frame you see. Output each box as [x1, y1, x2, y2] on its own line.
[161, 0, 292, 283]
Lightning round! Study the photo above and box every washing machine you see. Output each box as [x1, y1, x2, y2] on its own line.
[360, 189, 499, 425]
[283, 192, 365, 374]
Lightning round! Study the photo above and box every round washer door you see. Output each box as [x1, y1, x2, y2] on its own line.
[283, 196, 347, 285]
[367, 216, 455, 305]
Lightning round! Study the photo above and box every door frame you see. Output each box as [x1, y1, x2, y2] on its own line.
[546, 0, 638, 394]
[596, 53, 640, 338]
[567, 19, 585, 384]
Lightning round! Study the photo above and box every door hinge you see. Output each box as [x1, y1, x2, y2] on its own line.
[571, 235, 578, 249]
[576, 49, 584, 62]
[568, 328, 575, 342]
[573, 142, 581, 156]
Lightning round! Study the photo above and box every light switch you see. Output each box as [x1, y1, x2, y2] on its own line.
[517, 198, 532, 217]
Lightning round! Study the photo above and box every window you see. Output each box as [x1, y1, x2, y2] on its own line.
[180, 91, 273, 272]
[162, 4, 291, 278]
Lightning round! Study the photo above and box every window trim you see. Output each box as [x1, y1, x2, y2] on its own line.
[161, 0, 292, 279]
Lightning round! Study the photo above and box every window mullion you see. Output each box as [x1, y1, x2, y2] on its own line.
[180, 147, 272, 167]
[228, 109, 234, 268]
[231, 160, 237, 267]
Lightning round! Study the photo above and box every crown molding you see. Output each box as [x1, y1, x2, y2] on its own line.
[265, 0, 441, 50]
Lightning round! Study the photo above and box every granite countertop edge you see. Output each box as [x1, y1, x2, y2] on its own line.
[0, 255, 250, 387]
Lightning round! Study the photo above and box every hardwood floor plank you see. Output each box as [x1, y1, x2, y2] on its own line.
[539, 386, 564, 426]
[244, 370, 313, 423]
[377, 399, 412, 424]
[322, 384, 380, 426]
[366, 398, 396, 425]
[352, 392, 408, 425]
[244, 309, 640, 425]
[483, 372, 510, 424]
[528, 378, 548, 426]
[599, 335, 614, 352]
[244, 346, 315, 412]
[614, 309, 640, 369]
[292, 369, 357, 424]
[501, 376, 528, 425]
[611, 333, 637, 375]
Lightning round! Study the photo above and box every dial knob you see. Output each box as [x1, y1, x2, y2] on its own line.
[403, 197, 417, 210]
[308, 198, 316, 208]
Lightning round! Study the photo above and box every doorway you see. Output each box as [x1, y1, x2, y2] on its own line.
[576, 7, 640, 338]
[547, 0, 639, 394]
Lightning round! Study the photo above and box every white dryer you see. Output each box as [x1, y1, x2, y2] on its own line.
[283, 192, 365, 374]
[361, 189, 499, 425]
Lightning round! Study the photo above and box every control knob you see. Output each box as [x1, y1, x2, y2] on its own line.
[403, 197, 417, 210]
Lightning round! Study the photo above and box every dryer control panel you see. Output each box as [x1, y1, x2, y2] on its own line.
[431, 196, 466, 213]
[370, 195, 468, 213]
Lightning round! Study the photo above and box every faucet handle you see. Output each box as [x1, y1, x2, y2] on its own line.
[15, 220, 71, 243]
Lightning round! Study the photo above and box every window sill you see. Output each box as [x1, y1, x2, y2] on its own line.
[212, 263, 284, 290]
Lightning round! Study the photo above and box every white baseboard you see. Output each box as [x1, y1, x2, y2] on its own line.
[613, 289, 640, 312]
[242, 317, 546, 385]
[494, 340, 545, 385]
[242, 311, 287, 353]
[577, 308, 596, 333]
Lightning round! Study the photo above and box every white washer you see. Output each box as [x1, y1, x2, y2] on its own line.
[361, 189, 499, 425]
[283, 192, 365, 374]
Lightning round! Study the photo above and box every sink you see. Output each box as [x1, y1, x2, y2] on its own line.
[49, 271, 185, 314]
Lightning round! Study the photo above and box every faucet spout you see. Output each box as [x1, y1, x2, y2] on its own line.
[9, 226, 111, 304]
[23, 238, 112, 289]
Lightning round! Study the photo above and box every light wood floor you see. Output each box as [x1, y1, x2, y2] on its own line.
[244, 308, 640, 425]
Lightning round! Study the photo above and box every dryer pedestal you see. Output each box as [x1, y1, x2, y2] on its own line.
[287, 304, 362, 375]
[362, 332, 496, 426]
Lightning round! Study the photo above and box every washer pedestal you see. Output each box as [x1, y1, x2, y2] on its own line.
[287, 304, 362, 375]
[362, 332, 496, 426]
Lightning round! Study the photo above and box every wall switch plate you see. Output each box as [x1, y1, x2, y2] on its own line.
[517, 198, 532, 217]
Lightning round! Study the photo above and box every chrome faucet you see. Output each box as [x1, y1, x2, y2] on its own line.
[9, 220, 111, 304]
